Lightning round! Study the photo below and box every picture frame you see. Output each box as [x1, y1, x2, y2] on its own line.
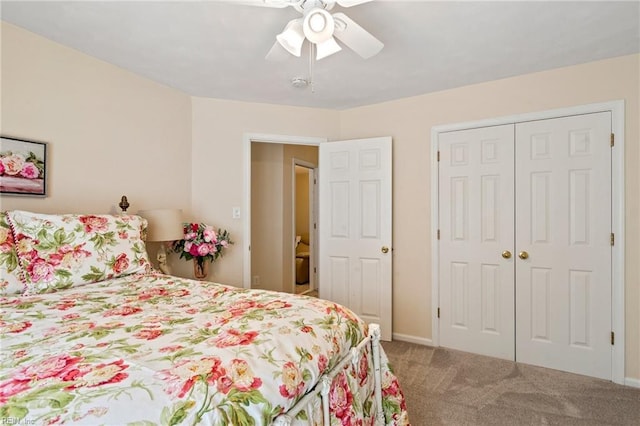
[0, 136, 47, 197]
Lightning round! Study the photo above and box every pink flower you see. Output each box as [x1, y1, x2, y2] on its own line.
[61, 359, 129, 389]
[112, 253, 130, 274]
[27, 258, 55, 282]
[318, 354, 328, 373]
[279, 361, 305, 399]
[217, 359, 262, 394]
[5, 321, 32, 333]
[14, 354, 83, 381]
[0, 161, 4, 175]
[210, 329, 258, 348]
[197, 243, 211, 256]
[158, 356, 225, 398]
[62, 313, 80, 321]
[1, 154, 25, 176]
[329, 372, 354, 422]
[0, 378, 30, 403]
[203, 226, 216, 242]
[134, 329, 163, 340]
[79, 215, 109, 233]
[20, 162, 39, 179]
[104, 305, 142, 317]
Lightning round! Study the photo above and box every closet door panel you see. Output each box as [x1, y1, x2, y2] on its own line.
[439, 125, 515, 360]
[515, 112, 612, 380]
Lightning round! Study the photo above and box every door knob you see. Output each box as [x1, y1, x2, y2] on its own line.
[501, 250, 512, 259]
[518, 251, 529, 260]
[381, 246, 389, 254]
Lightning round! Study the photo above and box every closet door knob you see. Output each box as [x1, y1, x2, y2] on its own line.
[381, 246, 389, 254]
[518, 251, 529, 260]
[501, 251, 512, 259]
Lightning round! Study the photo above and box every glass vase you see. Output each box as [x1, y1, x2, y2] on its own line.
[193, 258, 209, 279]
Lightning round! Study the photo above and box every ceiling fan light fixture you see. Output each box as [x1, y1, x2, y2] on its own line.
[303, 8, 335, 44]
[315, 36, 342, 60]
[276, 19, 305, 57]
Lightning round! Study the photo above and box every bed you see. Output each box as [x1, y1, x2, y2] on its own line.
[0, 210, 409, 425]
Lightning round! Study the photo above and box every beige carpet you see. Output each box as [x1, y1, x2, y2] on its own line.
[381, 340, 640, 426]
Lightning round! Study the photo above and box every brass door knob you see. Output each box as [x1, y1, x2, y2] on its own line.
[502, 250, 512, 259]
[381, 246, 389, 254]
[518, 251, 529, 260]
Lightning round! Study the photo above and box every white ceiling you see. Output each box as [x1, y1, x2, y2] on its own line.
[1, 1, 639, 110]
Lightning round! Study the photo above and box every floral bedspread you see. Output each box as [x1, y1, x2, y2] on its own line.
[0, 273, 409, 425]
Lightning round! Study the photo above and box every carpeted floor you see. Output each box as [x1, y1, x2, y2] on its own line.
[381, 340, 640, 426]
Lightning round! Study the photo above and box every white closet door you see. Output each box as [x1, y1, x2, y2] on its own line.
[439, 125, 515, 360]
[515, 112, 612, 379]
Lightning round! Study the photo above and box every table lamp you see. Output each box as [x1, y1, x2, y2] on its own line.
[139, 208, 183, 274]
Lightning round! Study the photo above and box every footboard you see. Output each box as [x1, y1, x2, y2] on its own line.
[273, 324, 384, 426]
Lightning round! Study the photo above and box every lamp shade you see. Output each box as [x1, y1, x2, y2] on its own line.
[139, 209, 184, 242]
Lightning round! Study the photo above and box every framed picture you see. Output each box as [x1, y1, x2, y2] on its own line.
[0, 136, 47, 197]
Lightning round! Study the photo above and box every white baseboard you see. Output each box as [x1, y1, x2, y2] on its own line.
[391, 333, 433, 346]
[625, 377, 640, 388]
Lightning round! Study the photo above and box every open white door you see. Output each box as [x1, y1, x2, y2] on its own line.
[319, 137, 393, 340]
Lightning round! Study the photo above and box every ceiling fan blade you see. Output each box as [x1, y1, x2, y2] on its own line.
[232, 0, 299, 8]
[336, 0, 373, 7]
[266, 41, 293, 61]
[332, 12, 383, 59]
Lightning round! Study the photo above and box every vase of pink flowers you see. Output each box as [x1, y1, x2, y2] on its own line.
[171, 222, 232, 279]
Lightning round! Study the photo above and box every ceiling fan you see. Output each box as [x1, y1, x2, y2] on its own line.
[238, 0, 384, 61]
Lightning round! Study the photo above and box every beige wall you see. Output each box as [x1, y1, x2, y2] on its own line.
[340, 54, 640, 380]
[0, 22, 192, 216]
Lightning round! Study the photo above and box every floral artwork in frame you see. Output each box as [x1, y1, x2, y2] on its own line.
[0, 136, 47, 197]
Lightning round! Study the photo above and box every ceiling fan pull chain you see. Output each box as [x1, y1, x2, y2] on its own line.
[309, 43, 315, 93]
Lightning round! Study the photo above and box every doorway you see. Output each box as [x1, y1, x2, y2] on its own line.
[246, 135, 321, 295]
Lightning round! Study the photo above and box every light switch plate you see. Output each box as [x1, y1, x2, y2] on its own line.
[232, 207, 241, 219]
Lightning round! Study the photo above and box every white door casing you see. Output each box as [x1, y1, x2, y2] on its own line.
[438, 125, 516, 360]
[319, 137, 393, 341]
[515, 112, 612, 380]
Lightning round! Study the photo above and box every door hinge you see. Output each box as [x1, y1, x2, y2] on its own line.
[611, 133, 615, 147]
[611, 331, 615, 345]
[610, 233, 615, 246]
[437, 307, 440, 318]
[437, 229, 440, 240]
[437, 151, 440, 162]
[314, 223, 317, 230]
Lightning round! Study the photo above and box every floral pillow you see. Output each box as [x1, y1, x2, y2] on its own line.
[6, 210, 151, 294]
[0, 212, 25, 296]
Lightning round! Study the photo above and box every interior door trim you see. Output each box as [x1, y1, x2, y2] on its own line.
[430, 100, 625, 385]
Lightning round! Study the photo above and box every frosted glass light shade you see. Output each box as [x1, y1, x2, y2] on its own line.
[139, 209, 184, 242]
[277, 19, 305, 57]
[316, 37, 342, 59]
[303, 8, 334, 44]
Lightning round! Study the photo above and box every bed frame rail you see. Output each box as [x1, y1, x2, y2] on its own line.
[273, 324, 384, 426]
